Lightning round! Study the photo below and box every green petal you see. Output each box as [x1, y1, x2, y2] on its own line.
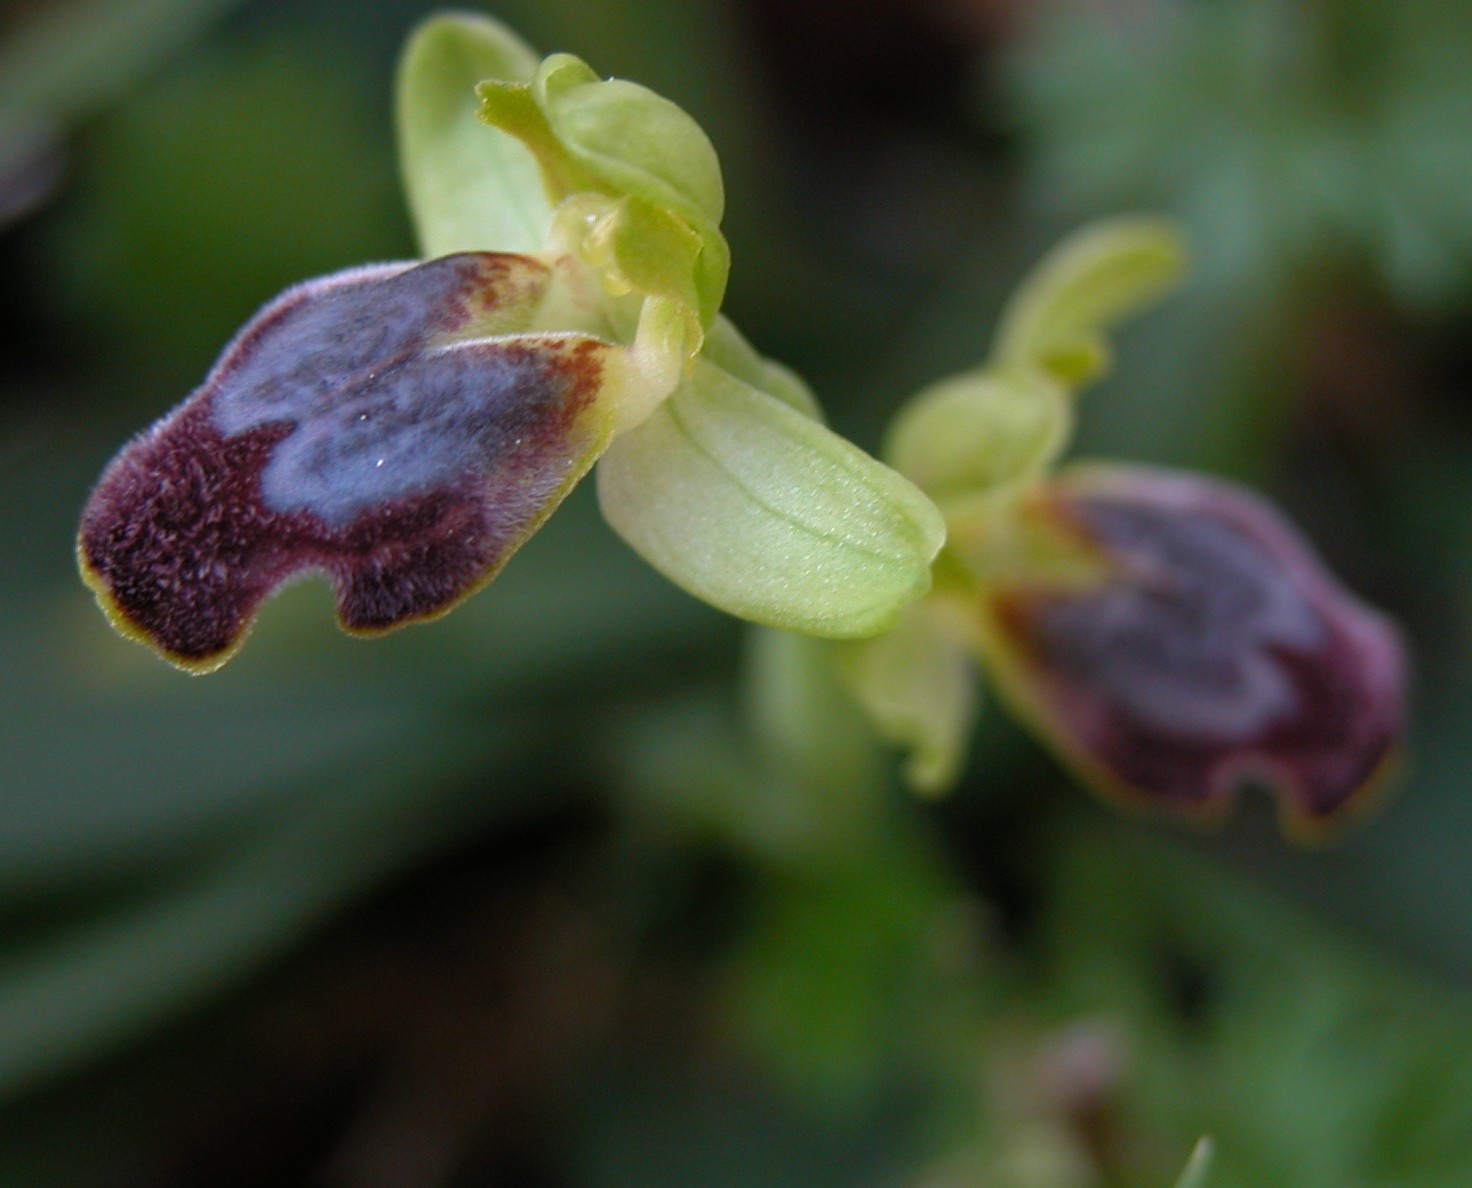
[567, 191, 725, 350]
[833, 602, 978, 794]
[476, 53, 723, 226]
[597, 359, 945, 638]
[884, 369, 1070, 499]
[532, 52, 723, 227]
[991, 215, 1188, 390]
[477, 51, 730, 323]
[395, 13, 550, 256]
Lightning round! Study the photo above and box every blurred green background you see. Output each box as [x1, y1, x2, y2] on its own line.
[2, 0, 1471, 1183]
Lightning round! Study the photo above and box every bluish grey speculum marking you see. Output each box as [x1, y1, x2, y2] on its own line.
[990, 469, 1405, 827]
[79, 253, 616, 670]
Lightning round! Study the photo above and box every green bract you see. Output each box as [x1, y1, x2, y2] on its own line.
[832, 601, 975, 794]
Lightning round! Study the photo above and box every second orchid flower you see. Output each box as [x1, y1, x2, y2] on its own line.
[837, 218, 1407, 839]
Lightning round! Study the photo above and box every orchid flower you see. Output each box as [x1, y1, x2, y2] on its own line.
[78, 13, 943, 672]
[837, 218, 1407, 838]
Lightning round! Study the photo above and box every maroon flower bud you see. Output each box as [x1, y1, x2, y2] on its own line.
[78, 253, 623, 672]
[975, 465, 1407, 837]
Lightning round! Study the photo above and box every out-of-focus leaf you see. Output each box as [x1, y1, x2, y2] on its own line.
[575, 1063, 915, 1188]
[1172, 1138, 1215, 1188]
[3, 438, 705, 894]
[52, 43, 405, 385]
[0, 0, 245, 220]
[0, 727, 520, 1099]
[721, 838, 960, 1107]
[1005, 0, 1472, 308]
[1033, 816, 1472, 1188]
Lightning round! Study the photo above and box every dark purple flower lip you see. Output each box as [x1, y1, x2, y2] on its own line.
[975, 464, 1408, 839]
[78, 253, 622, 673]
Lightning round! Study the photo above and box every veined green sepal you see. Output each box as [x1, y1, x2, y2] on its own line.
[701, 314, 822, 420]
[597, 357, 946, 638]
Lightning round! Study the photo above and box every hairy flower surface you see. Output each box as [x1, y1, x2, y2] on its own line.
[78, 14, 944, 671]
[79, 254, 624, 671]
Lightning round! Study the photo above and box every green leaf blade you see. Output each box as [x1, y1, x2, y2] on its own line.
[1171, 1137, 1215, 1188]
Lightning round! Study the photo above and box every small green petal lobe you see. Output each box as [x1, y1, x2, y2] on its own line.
[834, 603, 978, 793]
[885, 370, 1070, 498]
[992, 216, 1188, 389]
[396, 13, 551, 256]
[597, 360, 945, 638]
[532, 54, 724, 226]
[571, 192, 724, 346]
[477, 53, 724, 229]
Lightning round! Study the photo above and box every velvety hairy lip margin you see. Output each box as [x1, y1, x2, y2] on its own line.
[78, 253, 621, 673]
